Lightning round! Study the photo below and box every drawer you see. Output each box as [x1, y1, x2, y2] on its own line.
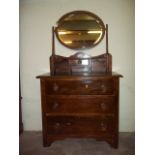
[45, 95, 116, 114]
[46, 116, 115, 135]
[45, 78, 114, 95]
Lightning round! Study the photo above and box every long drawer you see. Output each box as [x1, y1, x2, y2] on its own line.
[45, 95, 116, 114]
[46, 116, 115, 135]
[45, 78, 114, 95]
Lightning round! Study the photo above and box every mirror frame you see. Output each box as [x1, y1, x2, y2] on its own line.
[55, 10, 106, 50]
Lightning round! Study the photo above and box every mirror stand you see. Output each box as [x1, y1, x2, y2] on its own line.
[37, 11, 122, 149]
[50, 24, 112, 75]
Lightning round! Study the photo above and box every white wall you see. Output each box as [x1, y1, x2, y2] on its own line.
[20, 0, 135, 131]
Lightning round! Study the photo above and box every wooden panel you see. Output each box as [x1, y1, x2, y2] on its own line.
[45, 95, 116, 114]
[49, 52, 112, 75]
[45, 78, 114, 95]
[46, 116, 115, 135]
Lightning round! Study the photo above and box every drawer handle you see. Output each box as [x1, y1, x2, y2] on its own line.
[85, 84, 89, 89]
[100, 103, 106, 111]
[101, 84, 106, 92]
[52, 102, 59, 109]
[101, 122, 107, 131]
[55, 122, 60, 128]
[53, 83, 59, 91]
[65, 122, 72, 126]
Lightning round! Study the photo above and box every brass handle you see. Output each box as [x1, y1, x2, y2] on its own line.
[65, 122, 72, 126]
[101, 84, 106, 92]
[52, 102, 59, 109]
[55, 122, 60, 128]
[100, 103, 106, 111]
[53, 83, 59, 91]
[85, 84, 89, 89]
[101, 122, 107, 131]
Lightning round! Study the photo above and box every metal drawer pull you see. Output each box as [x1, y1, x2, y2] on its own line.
[101, 84, 106, 92]
[101, 122, 107, 131]
[100, 103, 106, 110]
[53, 83, 59, 91]
[55, 122, 60, 128]
[85, 84, 89, 88]
[52, 102, 59, 109]
[65, 122, 72, 126]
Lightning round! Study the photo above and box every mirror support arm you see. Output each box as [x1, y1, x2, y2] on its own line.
[106, 24, 109, 54]
[50, 26, 56, 75]
[52, 26, 55, 56]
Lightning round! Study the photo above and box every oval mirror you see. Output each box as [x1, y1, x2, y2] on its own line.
[55, 11, 105, 50]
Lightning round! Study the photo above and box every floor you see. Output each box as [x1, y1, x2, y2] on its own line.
[19, 132, 134, 155]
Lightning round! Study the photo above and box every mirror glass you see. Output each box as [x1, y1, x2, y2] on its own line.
[55, 11, 105, 50]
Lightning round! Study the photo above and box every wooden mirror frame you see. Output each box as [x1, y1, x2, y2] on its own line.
[55, 10, 106, 50]
[50, 11, 112, 75]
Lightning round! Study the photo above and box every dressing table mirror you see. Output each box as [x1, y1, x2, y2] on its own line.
[37, 10, 122, 148]
[55, 11, 105, 49]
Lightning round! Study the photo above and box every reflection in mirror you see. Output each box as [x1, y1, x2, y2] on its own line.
[55, 11, 105, 50]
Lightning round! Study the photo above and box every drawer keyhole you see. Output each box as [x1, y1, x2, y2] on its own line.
[100, 103, 106, 111]
[101, 84, 106, 92]
[53, 83, 59, 91]
[101, 122, 107, 131]
[78, 60, 82, 64]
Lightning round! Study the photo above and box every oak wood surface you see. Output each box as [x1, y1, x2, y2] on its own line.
[37, 73, 122, 148]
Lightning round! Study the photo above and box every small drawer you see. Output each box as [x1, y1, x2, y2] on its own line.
[45, 78, 114, 95]
[45, 95, 116, 114]
[46, 116, 115, 135]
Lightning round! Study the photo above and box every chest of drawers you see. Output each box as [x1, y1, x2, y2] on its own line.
[37, 73, 122, 148]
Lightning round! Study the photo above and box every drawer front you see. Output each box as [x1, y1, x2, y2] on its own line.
[45, 78, 114, 95]
[46, 116, 115, 135]
[45, 96, 116, 114]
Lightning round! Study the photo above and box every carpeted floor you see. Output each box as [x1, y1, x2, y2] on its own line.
[19, 132, 134, 155]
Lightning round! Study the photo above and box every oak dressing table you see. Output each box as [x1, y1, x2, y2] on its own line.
[37, 11, 122, 148]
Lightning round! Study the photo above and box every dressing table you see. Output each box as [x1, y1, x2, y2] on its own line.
[37, 11, 122, 148]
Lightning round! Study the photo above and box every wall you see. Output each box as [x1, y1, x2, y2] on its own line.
[20, 0, 135, 131]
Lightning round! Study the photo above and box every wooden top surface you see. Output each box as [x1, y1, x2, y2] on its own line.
[36, 72, 123, 79]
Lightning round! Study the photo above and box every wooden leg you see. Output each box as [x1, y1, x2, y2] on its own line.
[97, 137, 118, 149]
[43, 136, 51, 147]
[106, 138, 118, 149]
[108, 141, 118, 149]
[43, 140, 51, 147]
